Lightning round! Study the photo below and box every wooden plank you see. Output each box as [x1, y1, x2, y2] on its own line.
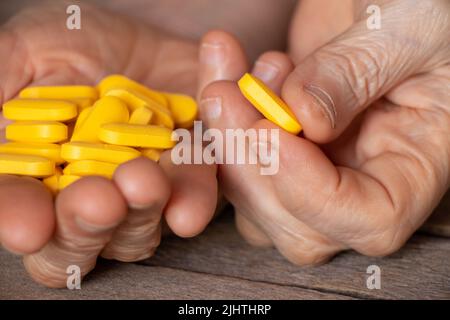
[0, 250, 349, 299]
[143, 211, 450, 300]
[421, 191, 450, 237]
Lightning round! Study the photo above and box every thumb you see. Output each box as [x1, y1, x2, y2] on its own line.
[282, 2, 448, 143]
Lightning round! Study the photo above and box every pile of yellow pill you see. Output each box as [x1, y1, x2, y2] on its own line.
[0, 75, 197, 193]
[238, 73, 302, 134]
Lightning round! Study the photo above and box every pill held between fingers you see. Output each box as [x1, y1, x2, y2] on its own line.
[0, 153, 55, 177]
[105, 89, 174, 129]
[6, 121, 68, 143]
[3, 99, 77, 121]
[58, 175, 81, 190]
[163, 93, 198, 129]
[238, 73, 302, 134]
[19, 85, 98, 100]
[71, 96, 129, 142]
[63, 160, 118, 179]
[99, 123, 176, 149]
[97, 74, 168, 107]
[0, 142, 64, 164]
[61, 141, 141, 164]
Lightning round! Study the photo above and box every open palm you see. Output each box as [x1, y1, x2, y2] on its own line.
[0, 2, 216, 287]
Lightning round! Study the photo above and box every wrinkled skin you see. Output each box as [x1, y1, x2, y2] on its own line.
[0, 3, 221, 287]
[199, 0, 450, 265]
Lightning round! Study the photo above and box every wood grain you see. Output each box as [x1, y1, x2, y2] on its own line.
[142, 210, 450, 300]
[0, 249, 350, 299]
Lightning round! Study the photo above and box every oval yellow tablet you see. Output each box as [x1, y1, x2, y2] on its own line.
[0, 142, 63, 164]
[43, 167, 62, 194]
[72, 98, 94, 111]
[71, 96, 129, 142]
[99, 123, 175, 149]
[64, 160, 118, 179]
[58, 175, 81, 190]
[140, 148, 163, 162]
[163, 93, 198, 129]
[72, 107, 92, 138]
[19, 86, 98, 100]
[6, 121, 68, 143]
[105, 89, 173, 129]
[0, 153, 55, 177]
[3, 99, 77, 121]
[129, 107, 153, 125]
[238, 73, 302, 134]
[61, 141, 140, 164]
[98, 74, 168, 107]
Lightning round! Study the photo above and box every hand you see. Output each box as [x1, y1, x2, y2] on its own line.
[198, 0, 450, 265]
[0, 2, 217, 287]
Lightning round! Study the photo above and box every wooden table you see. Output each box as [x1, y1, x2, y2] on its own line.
[1, 198, 449, 300]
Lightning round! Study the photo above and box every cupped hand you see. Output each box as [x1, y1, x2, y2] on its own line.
[198, 0, 450, 265]
[0, 2, 217, 287]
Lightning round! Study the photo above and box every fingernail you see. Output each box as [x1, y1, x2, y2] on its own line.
[200, 42, 226, 65]
[303, 84, 337, 129]
[253, 61, 280, 83]
[199, 97, 222, 121]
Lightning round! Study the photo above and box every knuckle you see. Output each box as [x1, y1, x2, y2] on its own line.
[275, 236, 339, 266]
[358, 212, 405, 257]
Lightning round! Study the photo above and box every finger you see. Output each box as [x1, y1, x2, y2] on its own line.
[198, 30, 248, 98]
[235, 211, 272, 248]
[288, 0, 353, 62]
[251, 51, 294, 94]
[23, 177, 127, 288]
[160, 151, 218, 238]
[0, 30, 33, 104]
[0, 176, 54, 254]
[263, 109, 450, 256]
[201, 82, 343, 265]
[282, 3, 450, 143]
[102, 157, 170, 261]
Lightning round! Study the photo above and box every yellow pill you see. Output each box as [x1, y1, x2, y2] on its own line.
[71, 96, 129, 142]
[238, 73, 302, 134]
[0, 153, 54, 177]
[58, 175, 81, 190]
[43, 167, 62, 194]
[0, 142, 64, 164]
[3, 99, 77, 121]
[61, 141, 140, 164]
[98, 74, 168, 107]
[105, 89, 174, 129]
[72, 98, 94, 110]
[72, 107, 92, 138]
[19, 86, 98, 100]
[140, 148, 163, 162]
[129, 107, 153, 125]
[163, 93, 198, 129]
[64, 160, 118, 179]
[99, 123, 175, 149]
[6, 121, 68, 143]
